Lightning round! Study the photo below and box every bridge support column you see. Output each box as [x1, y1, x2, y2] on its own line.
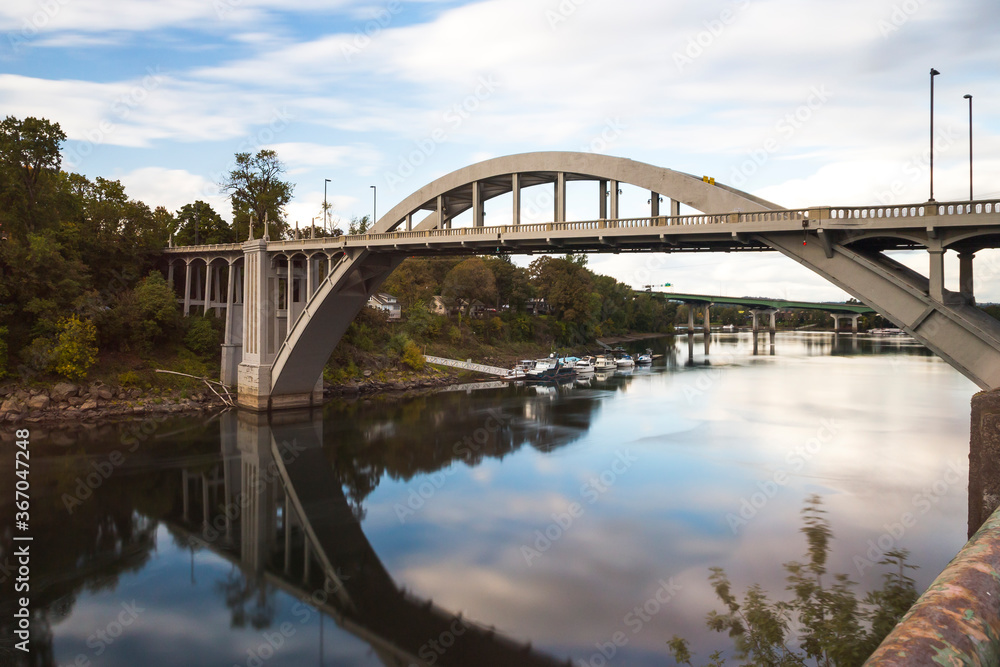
[512, 174, 521, 225]
[687, 305, 695, 336]
[472, 181, 484, 227]
[960, 251, 975, 305]
[928, 247, 946, 302]
[651, 191, 660, 217]
[751, 310, 760, 334]
[599, 180, 607, 219]
[851, 313, 860, 333]
[221, 260, 243, 386]
[610, 180, 619, 219]
[555, 172, 566, 223]
[703, 304, 710, 354]
[183, 260, 192, 316]
[238, 240, 278, 411]
[205, 262, 215, 316]
[830, 313, 841, 333]
[670, 199, 680, 216]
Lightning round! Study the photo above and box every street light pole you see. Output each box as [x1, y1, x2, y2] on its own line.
[323, 178, 331, 233]
[964, 94, 973, 202]
[929, 68, 940, 202]
[370, 185, 377, 225]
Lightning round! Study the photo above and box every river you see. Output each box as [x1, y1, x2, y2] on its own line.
[0, 331, 976, 666]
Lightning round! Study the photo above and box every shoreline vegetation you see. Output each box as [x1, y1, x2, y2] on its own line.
[0, 329, 674, 427]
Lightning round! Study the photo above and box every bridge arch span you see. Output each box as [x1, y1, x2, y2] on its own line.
[198, 152, 1000, 409]
[373, 151, 778, 234]
[260, 153, 778, 408]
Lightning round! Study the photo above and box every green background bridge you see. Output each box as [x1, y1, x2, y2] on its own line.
[649, 291, 876, 314]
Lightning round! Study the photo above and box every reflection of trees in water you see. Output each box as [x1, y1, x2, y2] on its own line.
[217, 565, 276, 630]
[0, 424, 220, 665]
[324, 386, 605, 507]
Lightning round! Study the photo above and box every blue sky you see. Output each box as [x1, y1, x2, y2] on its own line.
[2, 0, 999, 300]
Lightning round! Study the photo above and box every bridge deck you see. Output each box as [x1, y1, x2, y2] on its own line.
[162, 199, 1000, 257]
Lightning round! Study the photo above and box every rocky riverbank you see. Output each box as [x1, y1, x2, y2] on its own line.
[0, 372, 467, 426]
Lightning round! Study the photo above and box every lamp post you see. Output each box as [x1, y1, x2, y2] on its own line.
[370, 185, 377, 225]
[929, 68, 940, 202]
[964, 94, 973, 202]
[323, 178, 331, 232]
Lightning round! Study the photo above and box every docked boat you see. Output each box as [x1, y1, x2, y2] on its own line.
[616, 354, 635, 368]
[525, 358, 577, 383]
[637, 349, 652, 365]
[593, 355, 616, 371]
[575, 357, 596, 374]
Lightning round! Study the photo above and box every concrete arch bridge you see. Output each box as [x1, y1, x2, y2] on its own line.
[161, 152, 1000, 410]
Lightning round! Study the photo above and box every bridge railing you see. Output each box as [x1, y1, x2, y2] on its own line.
[165, 200, 1000, 253]
[811, 200, 1000, 221]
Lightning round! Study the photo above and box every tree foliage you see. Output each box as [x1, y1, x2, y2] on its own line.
[173, 200, 234, 246]
[0, 115, 66, 235]
[442, 257, 497, 315]
[220, 149, 293, 241]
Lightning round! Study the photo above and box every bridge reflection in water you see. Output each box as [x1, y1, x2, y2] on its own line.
[170, 410, 568, 667]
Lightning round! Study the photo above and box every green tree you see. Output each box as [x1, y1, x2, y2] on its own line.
[0, 116, 67, 235]
[484, 256, 534, 311]
[442, 257, 497, 316]
[529, 255, 593, 324]
[221, 149, 293, 241]
[348, 214, 371, 235]
[131, 272, 180, 350]
[173, 200, 234, 246]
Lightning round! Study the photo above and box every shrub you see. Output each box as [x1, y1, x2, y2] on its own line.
[401, 340, 426, 370]
[184, 317, 220, 356]
[118, 370, 141, 387]
[52, 315, 98, 382]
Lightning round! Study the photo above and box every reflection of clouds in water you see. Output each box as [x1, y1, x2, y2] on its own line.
[363, 334, 975, 661]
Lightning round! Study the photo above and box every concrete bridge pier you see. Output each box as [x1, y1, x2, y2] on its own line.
[830, 312, 860, 334]
[703, 304, 711, 354]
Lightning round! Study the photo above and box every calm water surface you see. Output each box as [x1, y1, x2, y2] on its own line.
[0, 332, 976, 666]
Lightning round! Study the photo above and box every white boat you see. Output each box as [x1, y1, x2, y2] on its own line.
[637, 349, 652, 365]
[575, 357, 595, 373]
[616, 354, 635, 368]
[594, 355, 616, 370]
